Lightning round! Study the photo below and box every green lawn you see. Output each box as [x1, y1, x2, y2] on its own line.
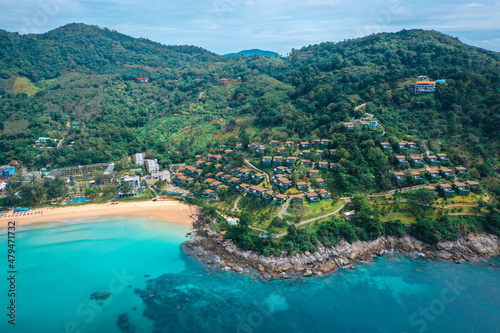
[288, 199, 344, 222]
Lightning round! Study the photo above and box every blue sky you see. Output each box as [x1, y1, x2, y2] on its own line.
[1, 0, 499, 55]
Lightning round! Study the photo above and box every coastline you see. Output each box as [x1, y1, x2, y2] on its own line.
[186, 227, 500, 279]
[0, 199, 197, 227]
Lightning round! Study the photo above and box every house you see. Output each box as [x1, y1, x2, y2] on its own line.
[440, 168, 455, 180]
[272, 156, 283, 166]
[195, 159, 205, 167]
[206, 153, 215, 161]
[408, 170, 424, 184]
[312, 139, 321, 146]
[296, 181, 308, 191]
[300, 150, 311, 158]
[185, 177, 195, 186]
[231, 167, 242, 175]
[224, 149, 234, 155]
[262, 156, 272, 167]
[205, 162, 213, 168]
[264, 190, 275, 202]
[233, 143, 244, 150]
[1, 166, 15, 177]
[286, 157, 297, 167]
[203, 189, 216, 200]
[406, 142, 418, 151]
[274, 166, 291, 174]
[453, 182, 469, 195]
[228, 177, 241, 186]
[438, 184, 454, 198]
[215, 172, 225, 180]
[238, 168, 252, 179]
[316, 178, 326, 187]
[285, 141, 294, 147]
[274, 194, 288, 205]
[204, 178, 215, 185]
[269, 140, 280, 146]
[318, 189, 331, 200]
[300, 142, 310, 149]
[455, 167, 469, 177]
[218, 78, 229, 85]
[252, 173, 266, 185]
[194, 169, 204, 177]
[409, 156, 424, 168]
[122, 175, 140, 189]
[436, 154, 450, 166]
[291, 194, 304, 205]
[254, 186, 268, 197]
[222, 174, 233, 183]
[306, 192, 320, 203]
[410, 81, 436, 94]
[398, 142, 408, 152]
[427, 170, 442, 182]
[133, 153, 145, 165]
[277, 147, 286, 154]
[210, 181, 223, 189]
[393, 172, 406, 187]
[277, 178, 292, 190]
[395, 155, 409, 168]
[236, 183, 250, 193]
[318, 161, 328, 171]
[342, 122, 354, 130]
[213, 154, 223, 162]
[316, 150, 325, 159]
[329, 163, 336, 170]
[176, 176, 187, 186]
[214, 163, 222, 169]
[423, 185, 437, 194]
[466, 181, 482, 193]
[310, 170, 319, 178]
[301, 159, 311, 167]
[320, 139, 330, 148]
[380, 142, 392, 152]
[426, 155, 441, 166]
[256, 147, 265, 155]
[145, 159, 160, 173]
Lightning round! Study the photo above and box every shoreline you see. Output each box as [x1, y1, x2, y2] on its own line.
[0, 199, 197, 228]
[185, 227, 500, 279]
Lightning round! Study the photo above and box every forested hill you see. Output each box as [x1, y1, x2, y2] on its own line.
[0, 23, 221, 81]
[0, 25, 499, 194]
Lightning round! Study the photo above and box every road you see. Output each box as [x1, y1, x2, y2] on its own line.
[232, 196, 242, 212]
[244, 158, 271, 189]
[277, 198, 291, 219]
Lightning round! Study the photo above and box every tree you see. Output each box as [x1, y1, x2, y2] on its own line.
[44, 177, 66, 200]
[289, 204, 307, 224]
[120, 181, 133, 194]
[410, 218, 442, 245]
[20, 178, 44, 208]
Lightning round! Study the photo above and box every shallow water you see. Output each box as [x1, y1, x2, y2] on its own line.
[1, 217, 499, 333]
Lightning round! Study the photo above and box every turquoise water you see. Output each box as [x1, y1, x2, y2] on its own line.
[1, 217, 499, 333]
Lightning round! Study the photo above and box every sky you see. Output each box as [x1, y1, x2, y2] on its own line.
[0, 0, 499, 55]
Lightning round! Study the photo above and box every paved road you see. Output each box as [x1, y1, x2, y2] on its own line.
[277, 198, 291, 219]
[232, 196, 242, 212]
[244, 158, 271, 189]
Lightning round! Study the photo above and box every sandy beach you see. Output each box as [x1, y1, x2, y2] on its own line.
[0, 199, 197, 227]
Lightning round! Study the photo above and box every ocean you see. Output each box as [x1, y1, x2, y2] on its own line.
[1, 216, 499, 333]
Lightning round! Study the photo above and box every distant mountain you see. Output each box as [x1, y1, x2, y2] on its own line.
[223, 49, 280, 57]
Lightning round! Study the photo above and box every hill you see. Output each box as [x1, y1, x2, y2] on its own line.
[223, 49, 280, 57]
[0, 25, 498, 196]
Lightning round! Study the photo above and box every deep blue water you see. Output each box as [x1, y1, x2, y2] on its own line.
[1, 217, 499, 333]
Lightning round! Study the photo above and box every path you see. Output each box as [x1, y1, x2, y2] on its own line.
[57, 120, 71, 149]
[244, 158, 271, 189]
[277, 198, 291, 219]
[354, 103, 367, 111]
[232, 196, 242, 212]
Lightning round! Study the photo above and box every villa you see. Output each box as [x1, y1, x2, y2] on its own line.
[455, 167, 469, 177]
[438, 184, 454, 198]
[453, 182, 469, 195]
[306, 192, 320, 203]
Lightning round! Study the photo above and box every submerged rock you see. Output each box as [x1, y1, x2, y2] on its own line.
[89, 291, 111, 301]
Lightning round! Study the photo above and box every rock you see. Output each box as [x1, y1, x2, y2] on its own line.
[231, 266, 243, 273]
[303, 269, 313, 277]
[197, 253, 204, 257]
[90, 291, 111, 301]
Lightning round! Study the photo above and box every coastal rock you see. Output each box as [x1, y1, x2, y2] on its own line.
[303, 269, 313, 277]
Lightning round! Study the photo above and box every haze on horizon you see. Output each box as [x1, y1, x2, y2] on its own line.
[1, 0, 499, 55]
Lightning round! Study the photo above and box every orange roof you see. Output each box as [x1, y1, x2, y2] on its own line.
[416, 81, 435, 84]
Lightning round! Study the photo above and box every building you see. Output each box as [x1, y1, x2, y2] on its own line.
[306, 192, 320, 203]
[427, 170, 442, 182]
[394, 155, 409, 167]
[274, 194, 288, 205]
[316, 178, 326, 187]
[285, 141, 294, 147]
[318, 189, 331, 200]
[342, 122, 354, 130]
[262, 156, 272, 168]
[408, 170, 424, 184]
[286, 157, 297, 167]
[102, 163, 115, 183]
[300, 142, 310, 149]
[380, 142, 392, 152]
[312, 139, 321, 146]
[309, 170, 319, 178]
[236, 183, 250, 193]
[272, 156, 283, 166]
[296, 181, 307, 191]
[436, 154, 450, 166]
[256, 147, 265, 156]
[59, 163, 109, 176]
[426, 155, 440, 166]
[22, 171, 42, 182]
[269, 140, 280, 146]
[301, 159, 311, 167]
[393, 172, 406, 187]
[398, 142, 408, 152]
[228, 177, 241, 186]
[410, 156, 424, 168]
[277, 147, 286, 154]
[329, 149, 337, 158]
[438, 184, 454, 198]
[145, 159, 160, 173]
[291, 194, 304, 205]
[264, 190, 275, 202]
[318, 161, 328, 171]
[466, 181, 482, 193]
[453, 182, 469, 195]
[320, 139, 330, 148]
[440, 168, 455, 180]
[252, 173, 266, 185]
[122, 175, 140, 189]
[274, 166, 291, 174]
[406, 142, 418, 152]
[455, 167, 469, 177]
[1, 166, 15, 177]
[410, 81, 436, 93]
[218, 78, 229, 85]
[203, 189, 216, 200]
[133, 153, 145, 166]
[300, 150, 310, 158]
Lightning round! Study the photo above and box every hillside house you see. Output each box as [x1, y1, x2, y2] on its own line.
[133, 153, 145, 165]
[309, 170, 319, 178]
[394, 155, 409, 167]
[233, 143, 244, 150]
[274, 194, 288, 205]
[224, 149, 234, 155]
[262, 156, 272, 167]
[316, 178, 326, 187]
[438, 184, 454, 198]
[437, 154, 450, 166]
[274, 166, 291, 174]
[286, 157, 298, 167]
[301, 159, 311, 167]
[236, 183, 250, 193]
[453, 182, 469, 195]
[256, 147, 265, 156]
[409, 170, 424, 184]
[440, 168, 455, 180]
[466, 181, 482, 193]
[410, 156, 424, 168]
[312, 139, 321, 146]
[229, 177, 241, 186]
[203, 189, 216, 200]
[291, 194, 304, 205]
[210, 181, 223, 189]
[320, 139, 330, 148]
[214, 163, 222, 169]
[329, 163, 336, 170]
[300, 150, 311, 158]
[410, 81, 436, 94]
[195, 160, 205, 167]
[222, 174, 232, 183]
[318, 161, 328, 171]
[145, 159, 160, 173]
[231, 167, 242, 175]
[264, 190, 275, 202]
[455, 167, 469, 177]
[277, 147, 286, 154]
[285, 141, 294, 147]
[204, 178, 215, 185]
[427, 155, 440, 166]
[300, 142, 310, 149]
[194, 169, 204, 177]
[277, 178, 292, 190]
[406, 142, 418, 152]
[318, 189, 331, 200]
[252, 173, 266, 185]
[273, 156, 283, 166]
[393, 172, 406, 187]
[218, 78, 229, 85]
[185, 177, 195, 186]
[423, 185, 437, 194]
[380, 142, 392, 151]
[427, 170, 442, 182]
[215, 172, 225, 181]
[306, 192, 320, 203]
[343, 122, 354, 130]
[176, 176, 187, 186]
[269, 140, 280, 146]
[205, 162, 213, 168]
[296, 181, 308, 191]
[329, 149, 337, 158]
[316, 150, 325, 159]
[238, 168, 252, 179]
[398, 142, 408, 152]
